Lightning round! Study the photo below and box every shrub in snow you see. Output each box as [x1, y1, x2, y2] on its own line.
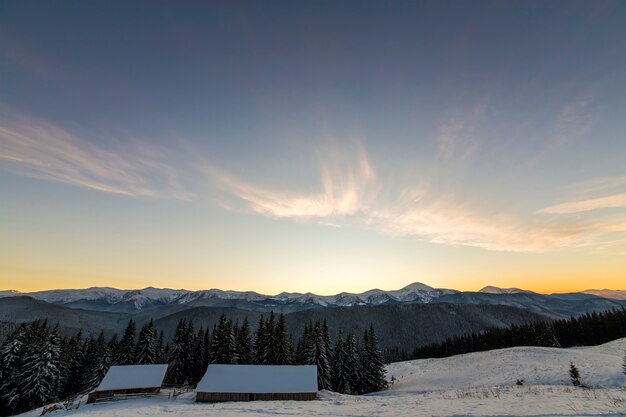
[569, 362, 581, 387]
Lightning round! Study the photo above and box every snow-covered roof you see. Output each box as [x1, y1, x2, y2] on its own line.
[95, 364, 169, 391]
[196, 365, 318, 394]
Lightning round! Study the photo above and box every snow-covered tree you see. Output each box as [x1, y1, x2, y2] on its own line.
[82, 332, 111, 391]
[360, 324, 387, 393]
[331, 332, 353, 394]
[60, 330, 85, 398]
[0, 324, 28, 409]
[135, 321, 158, 364]
[211, 314, 234, 364]
[273, 314, 292, 365]
[234, 318, 253, 364]
[113, 319, 136, 365]
[344, 332, 363, 394]
[17, 323, 62, 409]
[254, 315, 270, 364]
[167, 319, 191, 385]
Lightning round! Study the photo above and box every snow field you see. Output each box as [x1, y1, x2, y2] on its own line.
[19, 338, 626, 417]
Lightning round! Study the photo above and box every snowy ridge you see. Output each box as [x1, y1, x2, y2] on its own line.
[386, 337, 626, 391]
[479, 286, 535, 295]
[582, 289, 626, 300]
[0, 282, 457, 311]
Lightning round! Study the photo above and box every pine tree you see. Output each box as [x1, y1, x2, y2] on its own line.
[166, 319, 188, 385]
[361, 324, 387, 393]
[60, 330, 85, 398]
[264, 312, 276, 364]
[331, 332, 353, 394]
[135, 321, 158, 364]
[211, 314, 234, 364]
[234, 318, 253, 364]
[83, 332, 111, 391]
[295, 324, 313, 365]
[344, 332, 363, 394]
[273, 314, 292, 365]
[569, 362, 581, 387]
[254, 315, 269, 364]
[113, 319, 136, 365]
[17, 323, 62, 409]
[156, 330, 166, 364]
[0, 324, 28, 408]
[192, 327, 207, 384]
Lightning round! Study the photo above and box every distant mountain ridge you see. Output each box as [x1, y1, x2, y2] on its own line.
[0, 282, 458, 313]
[1, 282, 625, 316]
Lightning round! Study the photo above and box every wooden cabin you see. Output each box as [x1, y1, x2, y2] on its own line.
[87, 364, 169, 403]
[195, 364, 318, 402]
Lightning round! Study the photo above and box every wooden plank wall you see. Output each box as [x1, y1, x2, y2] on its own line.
[195, 392, 317, 402]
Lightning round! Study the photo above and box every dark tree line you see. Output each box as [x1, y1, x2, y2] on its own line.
[0, 314, 387, 416]
[387, 308, 626, 362]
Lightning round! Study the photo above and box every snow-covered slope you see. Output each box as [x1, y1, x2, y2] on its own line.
[582, 289, 626, 300]
[479, 286, 535, 295]
[18, 338, 626, 417]
[386, 337, 626, 391]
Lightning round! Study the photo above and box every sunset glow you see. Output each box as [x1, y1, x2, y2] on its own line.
[1, 1, 625, 294]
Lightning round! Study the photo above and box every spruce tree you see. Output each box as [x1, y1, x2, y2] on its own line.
[361, 324, 387, 393]
[331, 333, 352, 394]
[273, 314, 292, 365]
[234, 318, 253, 364]
[156, 330, 166, 364]
[135, 321, 158, 364]
[0, 324, 28, 408]
[17, 323, 62, 409]
[83, 332, 111, 391]
[254, 315, 269, 364]
[113, 319, 136, 365]
[344, 332, 363, 394]
[569, 362, 581, 387]
[192, 327, 207, 384]
[166, 319, 188, 385]
[60, 330, 85, 398]
[211, 314, 234, 364]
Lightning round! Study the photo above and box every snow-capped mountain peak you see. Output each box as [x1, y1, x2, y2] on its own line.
[479, 286, 534, 295]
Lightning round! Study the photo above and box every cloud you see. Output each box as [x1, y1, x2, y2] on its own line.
[207, 141, 624, 252]
[538, 192, 626, 214]
[436, 102, 487, 162]
[538, 174, 626, 215]
[555, 97, 594, 146]
[206, 141, 376, 219]
[0, 113, 190, 200]
[568, 175, 626, 195]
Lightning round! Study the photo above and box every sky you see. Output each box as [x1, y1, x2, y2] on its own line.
[1, 0, 626, 295]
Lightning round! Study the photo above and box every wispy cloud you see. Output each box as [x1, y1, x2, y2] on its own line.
[206, 140, 623, 252]
[0, 113, 190, 200]
[568, 175, 626, 195]
[538, 192, 626, 214]
[554, 97, 594, 146]
[436, 102, 487, 162]
[206, 141, 376, 219]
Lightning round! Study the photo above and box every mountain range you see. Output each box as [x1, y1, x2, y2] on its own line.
[1, 282, 625, 351]
[1, 282, 624, 315]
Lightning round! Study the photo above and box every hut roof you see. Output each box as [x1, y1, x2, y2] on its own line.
[95, 364, 169, 392]
[196, 365, 317, 394]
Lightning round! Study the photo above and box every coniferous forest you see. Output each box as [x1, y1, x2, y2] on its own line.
[384, 308, 626, 362]
[0, 313, 387, 416]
